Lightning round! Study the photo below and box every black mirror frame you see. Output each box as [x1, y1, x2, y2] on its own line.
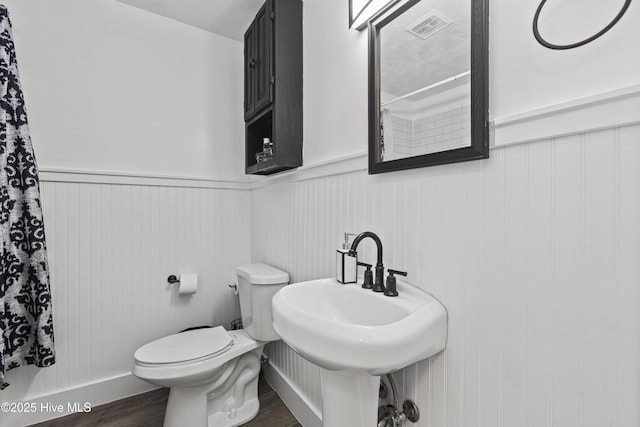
[368, 0, 489, 174]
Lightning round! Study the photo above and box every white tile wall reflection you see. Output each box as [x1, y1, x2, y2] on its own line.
[387, 105, 471, 158]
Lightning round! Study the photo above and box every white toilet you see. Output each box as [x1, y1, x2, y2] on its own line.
[132, 263, 289, 427]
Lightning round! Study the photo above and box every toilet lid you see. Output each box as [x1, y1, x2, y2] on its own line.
[134, 326, 233, 365]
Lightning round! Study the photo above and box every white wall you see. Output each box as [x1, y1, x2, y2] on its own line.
[4, 0, 245, 181]
[0, 2, 250, 425]
[301, 0, 640, 165]
[255, 0, 640, 426]
[301, 0, 369, 164]
[492, 0, 640, 117]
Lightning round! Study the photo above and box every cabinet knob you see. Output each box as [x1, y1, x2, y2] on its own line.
[249, 58, 257, 67]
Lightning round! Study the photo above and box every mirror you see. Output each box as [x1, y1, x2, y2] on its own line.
[368, 0, 489, 174]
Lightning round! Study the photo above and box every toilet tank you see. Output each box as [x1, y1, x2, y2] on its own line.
[236, 263, 289, 342]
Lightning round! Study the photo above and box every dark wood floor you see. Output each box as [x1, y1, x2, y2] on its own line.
[29, 375, 301, 427]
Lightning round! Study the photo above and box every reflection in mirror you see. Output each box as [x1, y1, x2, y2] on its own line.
[369, 0, 488, 173]
[381, 0, 470, 161]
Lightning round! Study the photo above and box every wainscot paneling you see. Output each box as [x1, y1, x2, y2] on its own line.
[253, 124, 640, 427]
[2, 180, 251, 427]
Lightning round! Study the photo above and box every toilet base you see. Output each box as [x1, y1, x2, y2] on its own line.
[163, 347, 264, 427]
[208, 396, 259, 427]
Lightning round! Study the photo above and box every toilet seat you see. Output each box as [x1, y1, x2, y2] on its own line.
[134, 326, 234, 367]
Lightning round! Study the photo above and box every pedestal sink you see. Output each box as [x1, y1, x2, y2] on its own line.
[272, 277, 447, 427]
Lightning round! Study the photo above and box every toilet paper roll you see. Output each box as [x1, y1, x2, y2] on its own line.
[178, 273, 198, 295]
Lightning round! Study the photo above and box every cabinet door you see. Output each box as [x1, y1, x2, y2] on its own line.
[243, 23, 256, 119]
[253, 1, 273, 113]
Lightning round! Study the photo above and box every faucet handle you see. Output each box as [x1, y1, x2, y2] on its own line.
[384, 269, 407, 297]
[357, 262, 373, 289]
[387, 269, 407, 276]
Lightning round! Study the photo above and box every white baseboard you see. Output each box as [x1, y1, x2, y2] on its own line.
[263, 361, 322, 427]
[2, 373, 157, 427]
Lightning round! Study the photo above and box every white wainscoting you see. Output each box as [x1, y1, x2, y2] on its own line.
[2, 180, 251, 427]
[253, 124, 640, 427]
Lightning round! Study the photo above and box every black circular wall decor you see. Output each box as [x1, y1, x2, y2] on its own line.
[533, 0, 632, 50]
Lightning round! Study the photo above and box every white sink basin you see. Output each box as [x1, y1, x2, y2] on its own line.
[272, 277, 447, 427]
[272, 277, 447, 375]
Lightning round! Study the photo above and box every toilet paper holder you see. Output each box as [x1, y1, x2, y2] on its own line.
[167, 273, 198, 295]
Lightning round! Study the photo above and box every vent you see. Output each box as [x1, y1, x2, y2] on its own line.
[406, 11, 451, 40]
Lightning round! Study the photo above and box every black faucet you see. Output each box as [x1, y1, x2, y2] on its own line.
[349, 232, 385, 292]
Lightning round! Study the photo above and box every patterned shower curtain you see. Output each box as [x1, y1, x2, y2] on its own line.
[0, 5, 55, 389]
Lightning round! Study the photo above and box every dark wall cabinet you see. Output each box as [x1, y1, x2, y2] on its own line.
[244, 4, 272, 119]
[244, 0, 302, 175]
